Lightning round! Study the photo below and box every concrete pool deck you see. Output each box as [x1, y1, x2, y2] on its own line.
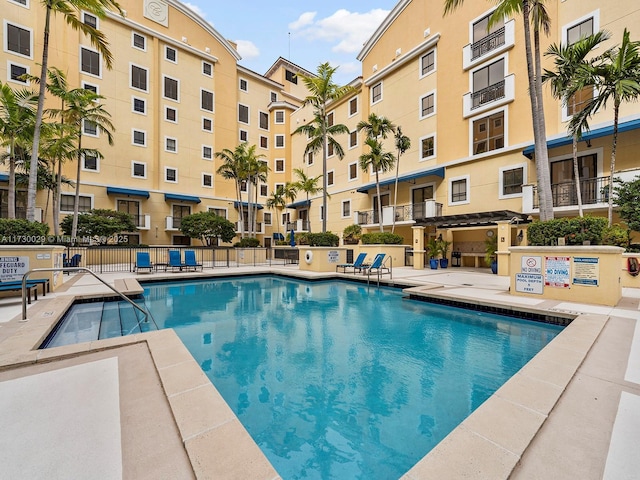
[0, 265, 638, 479]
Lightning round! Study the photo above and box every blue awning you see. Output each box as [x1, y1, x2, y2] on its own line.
[356, 167, 445, 193]
[165, 193, 201, 203]
[234, 201, 264, 210]
[0, 173, 8, 182]
[273, 233, 285, 241]
[286, 200, 311, 209]
[106, 186, 150, 198]
[522, 118, 640, 158]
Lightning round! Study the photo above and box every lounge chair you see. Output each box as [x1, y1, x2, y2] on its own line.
[336, 252, 369, 273]
[135, 252, 153, 273]
[63, 254, 82, 274]
[168, 250, 186, 271]
[363, 253, 392, 284]
[184, 250, 203, 271]
[0, 282, 38, 304]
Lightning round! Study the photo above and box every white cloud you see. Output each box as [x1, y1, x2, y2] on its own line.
[235, 40, 260, 59]
[289, 12, 317, 30]
[182, 2, 207, 20]
[291, 8, 389, 54]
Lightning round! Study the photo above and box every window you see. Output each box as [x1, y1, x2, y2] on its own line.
[165, 46, 177, 62]
[165, 106, 177, 122]
[420, 92, 435, 118]
[239, 129, 248, 142]
[238, 104, 249, 124]
[348, 162, 358, 181]
[132, 97, 146, 114]
[165, 167, 177, 182]
[132, 32, 145, 50]
[501, 166, 524, 196]
[80, 48, 100, 76]
[275, 159, 285, 172]
[349, 97, 358, 116]
[130, 65, 148, 91]
[132, 130, 146, 146]
[165, 137, 177, 153]
[10, 0, 28, 6]
[450, 177, 468, 204]
[371, 82, 382, 103]
[240, 180, 248, 192]
[566, 87, 593, 117]
[83, 119, 97, 136]
[263, 212, 272, 225]
[420, 135, 435, 159]
[567, 18, 594, 45]
[320, 205, 324, 221]
[275, 110, 285, 124]
[260, 136, 268, 148]
[471, 12, 505, 59]
[163, 76, 179, 101]
[473, 12, 504, 44]
[327, 112, 334, 127]
[239, 78, 248, 91]
[9, 63, 27, 84]
[209, 207, 227, 219]
[327, 143, 334, 157]
[202, 173, 213, 188]
[285, 69, 297, 84]
[202, 145, 212, 160]
[259, 111, 269, 130]
[342, 200, 351, 218]
[83, 152, 98, 171]
[421, 50, 435, 76]
[327, 171, 334, 186]
[282, 212, 290, 225]
[275, 135, 284, 148]
[132, 162, 146, 178]
[472, 58, 505, 108]
[202, 61, 213, 77]
[473, 111, 504, 154]
[61, 194, 91, 212]
[6, 23, 31, 57]
[83, 13, 98, 29]
[307, 152, 314, 166]
[260, 184, 268, 197]
[202, 117, 212, 132]
[349, 131, 358, 148]
[201, 89, 214, 112]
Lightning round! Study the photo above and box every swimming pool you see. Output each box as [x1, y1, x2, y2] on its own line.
[133, 276, 561, 479]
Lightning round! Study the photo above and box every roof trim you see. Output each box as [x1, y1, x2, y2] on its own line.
[237, 65, 284, 89]
[416, 210, 529, 228]
[264, 57, 315, 79]
[356, 167, 445, 193]
[357, 0, 412, 61]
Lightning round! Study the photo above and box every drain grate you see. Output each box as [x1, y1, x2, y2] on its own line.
[462, 283, 473, 286]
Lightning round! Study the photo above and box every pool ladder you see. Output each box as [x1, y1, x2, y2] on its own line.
[21, 267, 152, 330]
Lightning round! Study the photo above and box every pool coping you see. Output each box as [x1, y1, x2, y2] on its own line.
[0, 270, 609, 479]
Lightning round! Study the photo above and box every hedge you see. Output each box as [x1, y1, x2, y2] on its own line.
[361, 232, 404, 245]
[0, 219, 49, 244]
[527, 216, 608, 246]
[307, 232, 339, 247]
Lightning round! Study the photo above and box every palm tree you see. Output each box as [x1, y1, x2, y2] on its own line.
[444, 0, 554, 220]
[543, 31, 611, 218]
[356, 113, 396, 140]
[293, 168, 323, 232]
[293, 63, 354, 232]
[246, 155, 269, 236]
[216, 144, 248, 238]
[392, 127, 411, 233]
[266, 183, 298, 236]
[26, 0, 123, 222]
[359, 138, 396, 232]
[0, 82, 37, 218]
[569, 28, 640, 226]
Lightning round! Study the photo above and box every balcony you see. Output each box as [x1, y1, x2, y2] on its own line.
[166, 216, 181, 230]
[129, 214, 150, 230]
[463, 74, 515, 118]
[356, 200, 442, 226]
[285, 219, 310, 232]
[522, 176, 611, 213]
[463, 19, 515, 70]
[237, 221, 264, 234]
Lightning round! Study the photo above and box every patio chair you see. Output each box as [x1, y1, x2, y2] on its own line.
[363, 254, 392, 284]
[135, 252, 153, 273]
[63, 254, 82, 274]
[168, 250, 186, 271]
[184, 250, 203, 271]
[336, 252, 369, 273]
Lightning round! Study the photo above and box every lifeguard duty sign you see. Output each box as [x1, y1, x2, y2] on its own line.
[544, 256, 571, 288]
[0, 256, 29, 282]
[515, 256, 543, 294]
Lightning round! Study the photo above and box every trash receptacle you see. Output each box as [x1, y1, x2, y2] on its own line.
[452, 250, 461, 267]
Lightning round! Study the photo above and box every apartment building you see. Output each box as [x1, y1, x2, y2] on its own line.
[2, 0, 639, 255]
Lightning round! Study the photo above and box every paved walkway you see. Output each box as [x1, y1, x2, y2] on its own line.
[0, 265, 638, 479]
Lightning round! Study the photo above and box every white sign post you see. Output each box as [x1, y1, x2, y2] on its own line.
[545, 256, 571, 288]
[521, 256, 542, 274]
[515, 273, 544, 294]
[573, 257, 599, 286]
[327, 250, 339, 264]
[0, 256, 30, 282]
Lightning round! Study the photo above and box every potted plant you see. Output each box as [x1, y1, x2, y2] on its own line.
[484, 235, 498, 274]
[427, 238, 440, 269]
[342, 224, 362, 245]
[438, 239, 451, 268]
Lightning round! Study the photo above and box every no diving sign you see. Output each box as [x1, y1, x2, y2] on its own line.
[521, 256, 542, 274]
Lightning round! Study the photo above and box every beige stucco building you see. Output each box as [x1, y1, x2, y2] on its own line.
[2, 0, 639, 259]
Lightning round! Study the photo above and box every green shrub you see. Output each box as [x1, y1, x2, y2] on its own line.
[234, 237, 260, 247]
[342, 224, 362, 244]
[307, 232, 339, 247]
[295, 232, 310, 245]
[527, 216, 608, 246]
[361, 232, 404, 244]
[601, 224, 631, 248]
[0, 219, 49, 244]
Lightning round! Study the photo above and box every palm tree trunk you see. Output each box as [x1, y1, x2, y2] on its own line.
[236, 181, 244, 238]
[322, 134, 328, 233]
[375, 171, 384, 233]
[71, 132, 82, 242]
[54, 159, 62, 235]
[27, 4, 52, 222]
[392, 148, 401, 234]
[307, 193, 311, 233]
[572, 136, 584, 217]
[608, 101, 620, 226]
[8, 140, 16, 219]
[254, 178, 259, 235]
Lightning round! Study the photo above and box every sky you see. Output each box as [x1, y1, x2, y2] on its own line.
[180, 0, 396, 84]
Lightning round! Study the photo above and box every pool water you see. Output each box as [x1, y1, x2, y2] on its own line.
[140, 276, 562, 479]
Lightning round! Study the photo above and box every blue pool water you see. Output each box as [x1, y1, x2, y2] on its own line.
[134, 276, 562, 479]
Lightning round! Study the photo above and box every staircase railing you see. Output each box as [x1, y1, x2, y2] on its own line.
[21, 267, 151, 326]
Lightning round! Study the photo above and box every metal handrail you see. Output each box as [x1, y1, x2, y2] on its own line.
[21, 267, 150, 323]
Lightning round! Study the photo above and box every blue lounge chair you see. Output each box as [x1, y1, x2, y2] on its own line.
[336, 252, 369, 273]
[184, 250, 203, 271]
[135, 252, 153, 273]
[0, 282, 38, 303]
[168, 250, 186, 271]
[363, 254, 392, 284]
[0, 278, 49, 296]
[63, 254, 82, 274]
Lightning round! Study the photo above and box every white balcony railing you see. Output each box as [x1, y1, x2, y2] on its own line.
[463, 19, 515, 70]
[463, 74, 515, 118]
